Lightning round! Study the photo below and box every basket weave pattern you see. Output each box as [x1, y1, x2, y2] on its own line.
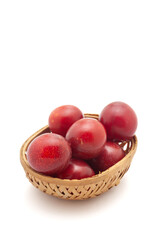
[20, 114, 137, 200]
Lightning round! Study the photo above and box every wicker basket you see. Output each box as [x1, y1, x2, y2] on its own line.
[20, 114, 137, 200]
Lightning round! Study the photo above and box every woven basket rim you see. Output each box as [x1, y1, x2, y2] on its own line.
[20, 124, 137, 186]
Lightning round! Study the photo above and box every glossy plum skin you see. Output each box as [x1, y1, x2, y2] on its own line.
[89, 142, 125, 172]
[48, 105, 83, 137]
[100, 102, 138, 140]
[56, 158, 95, 180]
[66, 118, 107, 160]
[27, 133, 71, 175]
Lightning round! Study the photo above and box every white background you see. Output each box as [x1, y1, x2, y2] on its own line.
[0, 0, 159, 239]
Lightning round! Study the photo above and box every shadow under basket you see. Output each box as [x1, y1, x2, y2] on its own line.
[20, 114, 138, 200]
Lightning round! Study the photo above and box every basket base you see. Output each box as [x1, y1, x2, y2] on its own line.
[25, 165, 130, 200]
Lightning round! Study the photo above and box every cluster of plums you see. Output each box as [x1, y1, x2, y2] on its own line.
[27, 102, 138, 180]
